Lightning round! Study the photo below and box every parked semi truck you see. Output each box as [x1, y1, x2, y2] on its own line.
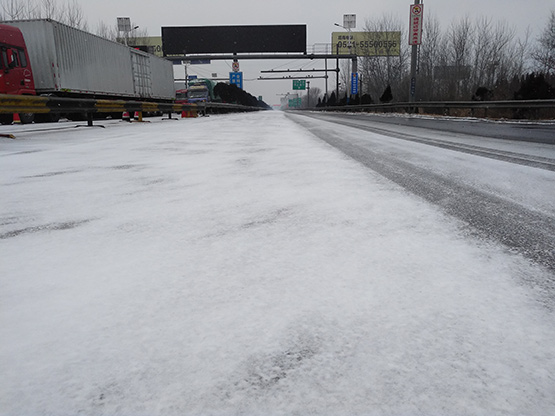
[185, 79, 218, 103]
[0, 19, 175, 123]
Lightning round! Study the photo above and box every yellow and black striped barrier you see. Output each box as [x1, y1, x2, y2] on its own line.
[0, 94, 264, 127]
[0, 94, 197, 118]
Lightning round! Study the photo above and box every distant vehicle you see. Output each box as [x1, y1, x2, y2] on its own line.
[185, 79, 218, 103]
[0, 19, 175, 123]
[176, 89, 188, 104]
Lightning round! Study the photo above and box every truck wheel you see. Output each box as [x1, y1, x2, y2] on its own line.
[19, 113, 35, 124]
[0, 114, 13, 125]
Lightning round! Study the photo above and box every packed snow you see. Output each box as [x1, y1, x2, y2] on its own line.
[1, 111, 554, 415]
[289, 112, 555, 219]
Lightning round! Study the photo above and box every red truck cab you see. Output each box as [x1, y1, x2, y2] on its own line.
[175, 88, 188, 104]
[0, 24, 36, 96]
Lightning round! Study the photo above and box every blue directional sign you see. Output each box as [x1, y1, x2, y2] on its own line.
[351, 73, 359, 95]
[229, 72, 243, 89]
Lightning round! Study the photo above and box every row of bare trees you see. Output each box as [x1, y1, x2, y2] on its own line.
[0, 0, 148, 42]
[532, 10, 555, 75]
[1, 0, 87, 29]
[325, 10, 555, 103]
[415, 14, 530, 101]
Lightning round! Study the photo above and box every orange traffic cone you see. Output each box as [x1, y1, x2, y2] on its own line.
[12, 113, 21, 124]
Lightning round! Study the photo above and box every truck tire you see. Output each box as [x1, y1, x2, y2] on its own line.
[0, 114, 13, 125]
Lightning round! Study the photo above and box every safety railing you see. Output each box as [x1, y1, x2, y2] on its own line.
[0, 93, 265, 126]
[304, 99, 555, 119]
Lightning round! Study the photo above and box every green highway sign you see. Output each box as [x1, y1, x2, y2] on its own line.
[292, 80, 306, 90]
[288, 98, 302, 107]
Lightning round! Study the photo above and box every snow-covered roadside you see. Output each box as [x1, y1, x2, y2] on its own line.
[1, 112, 554, 415]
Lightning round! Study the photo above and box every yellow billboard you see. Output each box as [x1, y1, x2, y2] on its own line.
[127, 36, 163, 57]
[331, 31, 401, 56]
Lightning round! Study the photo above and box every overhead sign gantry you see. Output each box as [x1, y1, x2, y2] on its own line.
[160, 24, 356, 98]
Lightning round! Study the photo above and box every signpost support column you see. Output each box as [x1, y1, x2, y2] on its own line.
[336, 44, 340, 102]
[409, 0, 423, 108]
[351, 58, 358, 98]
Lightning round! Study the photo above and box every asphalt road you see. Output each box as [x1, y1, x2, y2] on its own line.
[288, 112, 555, 279]
[303, 111, 555, 144]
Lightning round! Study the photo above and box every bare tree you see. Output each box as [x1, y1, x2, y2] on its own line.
[418, 13, 447, 100]
[361, 14, 409, 102]
[95, 20, 118, 41]
[41, 0, 57, 19]
[442, 16, 474, 99]
[505, 27, 531, 77]
[1, 0, 30, 19]
[2, 0, 93, 31]
[532, 10, 555, 74]
[301, 86, 321, 108]
[63, 0, 87, 30]
[471, 17, 515, 94]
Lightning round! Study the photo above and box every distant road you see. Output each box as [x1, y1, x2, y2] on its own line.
[288, 111, 555, 275]
[295, 111, 555, 144]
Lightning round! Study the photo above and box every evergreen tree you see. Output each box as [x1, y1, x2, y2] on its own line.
[327, 92, 337, 106]
[380, 85, 393, 103]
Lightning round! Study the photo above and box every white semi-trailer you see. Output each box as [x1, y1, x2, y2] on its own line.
[0, 19, 175, 122]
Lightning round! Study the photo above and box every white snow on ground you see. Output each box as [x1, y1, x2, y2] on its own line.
[1, 111, 554, 415]
[291, 112, 555, 218]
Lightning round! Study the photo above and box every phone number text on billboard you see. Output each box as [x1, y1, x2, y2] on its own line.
[332, 32, 401, 57]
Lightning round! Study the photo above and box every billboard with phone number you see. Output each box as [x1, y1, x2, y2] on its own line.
[331, 31, 401, 56]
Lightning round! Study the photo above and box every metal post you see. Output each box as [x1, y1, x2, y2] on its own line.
[347, 27, 353, 104]
[325, 58, 328, 98]
[336, 44, 340, 101]
[351, 60, 358, 80]
[409, 0, 421, 106]
[87, 112, 94, 127]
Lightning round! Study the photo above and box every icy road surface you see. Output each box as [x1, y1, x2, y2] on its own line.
[290, 111, 555, 272]
[1, 112, 555, 415]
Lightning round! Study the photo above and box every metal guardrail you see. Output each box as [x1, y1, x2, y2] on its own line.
[307, 99, 555, 116]
[0, 93, 264, 125]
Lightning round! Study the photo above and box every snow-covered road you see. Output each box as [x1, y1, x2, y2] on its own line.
[1, 111, 554, 415]
[290, 111, 555, 271]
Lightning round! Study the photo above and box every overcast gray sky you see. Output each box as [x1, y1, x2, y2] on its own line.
[79, 0, 551, 105]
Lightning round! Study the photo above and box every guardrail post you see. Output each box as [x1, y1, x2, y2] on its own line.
[87, 112, 94, 127]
